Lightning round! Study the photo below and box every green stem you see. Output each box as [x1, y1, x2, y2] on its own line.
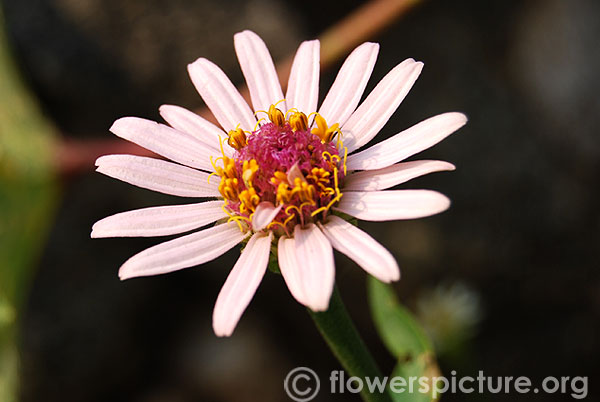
[308, 286, 394, 402]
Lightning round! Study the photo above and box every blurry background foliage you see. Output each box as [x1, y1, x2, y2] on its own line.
[0, 6, 58, 401]
[0, 0, 598, 401]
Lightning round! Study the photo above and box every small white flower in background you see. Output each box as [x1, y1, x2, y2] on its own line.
[92, 30, 466, 336]
[415, 282, 483, 355]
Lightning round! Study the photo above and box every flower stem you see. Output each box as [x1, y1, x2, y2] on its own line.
[308, 286, 393, 402]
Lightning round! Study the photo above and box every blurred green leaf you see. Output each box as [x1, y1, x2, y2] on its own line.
[368, 277, 440, 402]
[368, 277, 432, 357]
[0, 5, 59, 400]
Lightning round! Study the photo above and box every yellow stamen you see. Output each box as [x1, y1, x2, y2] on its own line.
[276, 182, 292, 204]
[321, 151, 341, 166]
[221, 203, 232, 216]
[253, 118, 265, 131]
[208, 154, 222, 184]
[214, 156, 237, 179]
[307, 167, 330, 183]
[333, 166, 339, 193]
[227, 215, 251, 232]
[336, 128, 345, 149]
[218, 177, 240, 201]
[273, 99, 286, 108]
[298, 200, 315, 211]
[212, 149, 241, 203]
[239, 187, 260, 214]
[267, 210, 296, 232]
[242, 159, 259, 188]
[207, 171, 219, 184]
[219, 204, 246, 232]
[267, 220, 287, 230]
[209, 155, 222, 175]
[289, 111, 308, 131]
[311, 114, 340, 143]
[270, 171, 288, 185]
[285, 204, 303, 217]
[268, 104, 286, 126]
[307, 167, 334, 195]
[311, 166, 343, 217]
[285, 108, 299, 119]
[227, 128, 247, 150]
[290, 178, 316, 204]
[283, 213, 296, 226]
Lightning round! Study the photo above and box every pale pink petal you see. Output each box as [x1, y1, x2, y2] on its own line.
[346, 112, 467, 171]
[286, 40, 320, 116]
[95, 155, 220, 198]
[91, 201, 227, 238]
[110, 117, 216, 171]
[318, 216, 399, 283]
[277, 236, 307, 306]
[286, 162, 306, 183]
[118, 222, 248, 280]
[343, 59, 424, 152]
[335, 190, 451, 221]
[293, 224, 335, 311]
[252, 202, 283, 231]
[188, 58, 256, 132]
[159, 104, 232, 156]
[213, 232, 272, 337]
[343, 160, 456, 191]
[234, 30, 285, 113]
[318, 43, 379, 126]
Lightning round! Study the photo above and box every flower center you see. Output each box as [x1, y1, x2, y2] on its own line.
[211, 104, 347, 236]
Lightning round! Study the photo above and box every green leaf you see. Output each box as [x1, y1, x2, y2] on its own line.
[368, 277, 441, 402]
[0, 6, 59, 400]
[368, 277, 432, 357]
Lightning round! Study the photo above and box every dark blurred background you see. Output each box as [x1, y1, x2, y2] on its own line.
[2, 0, 598, 401]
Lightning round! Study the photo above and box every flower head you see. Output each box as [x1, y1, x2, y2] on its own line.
[92, 30, 466, 336]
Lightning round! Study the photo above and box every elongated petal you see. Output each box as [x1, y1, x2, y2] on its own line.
[213, 232, 272, 337]
[343, 160, 456, 191]
[286, 40, 319, 116]
[234, 30, 285, 113]
[335, 190, 450, 221]
[319, 216, 399, 282]
[91, 201, 227, 238]
[118, 222, 248, 280]
[110, 117, 215, 171]
[343, 59, 423, 152]
[277, 236, 306, 306]
[293, 224, 335, 311]
[188, 58, 256, 132]
[159, 104, 232, 156]
[346, 112, 467, 171]
[318, 42, 379, 126]
[252, 202, 282, 231]
[95, 155, 220, 197]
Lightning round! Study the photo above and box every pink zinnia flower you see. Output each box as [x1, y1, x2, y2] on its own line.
[92, 30, 466, 336]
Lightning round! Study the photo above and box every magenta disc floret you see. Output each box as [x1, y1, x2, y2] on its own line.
[218, 113, 347, 235]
